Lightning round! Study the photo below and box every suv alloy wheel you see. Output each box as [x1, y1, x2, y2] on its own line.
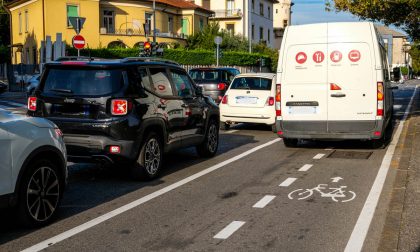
[132, 132, 163, 180]
[197, 120, 219, 157]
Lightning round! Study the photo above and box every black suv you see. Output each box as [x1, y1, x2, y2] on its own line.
[28, 58, 220, 179]
[189, 67, 240, 104]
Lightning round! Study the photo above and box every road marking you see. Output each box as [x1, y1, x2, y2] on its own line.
[225, 130, 238, 134]
[252, 195, 276, 208]
[22, 138, 281, 252]
[279, 177, 297, 187]
[298, 164, 313, 172]
[213, 221, 246, 239]
[325, 147, 334, 151]
[345, 86, 417, 252]
[313, 153, 325, 159]
[288, 181, 356, 203]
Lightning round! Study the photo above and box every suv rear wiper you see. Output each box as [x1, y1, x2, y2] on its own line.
[50, 88, 73, 93]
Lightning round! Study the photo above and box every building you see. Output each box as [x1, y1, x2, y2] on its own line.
[375, 25, 411, 69]
[202, 0, 278, 48]
[272, 0, 292, 50]
[5, 0, 213, 65]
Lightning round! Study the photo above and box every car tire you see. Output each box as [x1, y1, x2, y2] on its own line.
[220, 123, 230, 131]
[17, 159, 64, 227]
[131, 132, 163, 180]
[283, 138, 298, 148]
[197, 120, 219, 158]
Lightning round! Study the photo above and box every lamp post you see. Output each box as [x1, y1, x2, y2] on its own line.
[153, 0, 156, 43]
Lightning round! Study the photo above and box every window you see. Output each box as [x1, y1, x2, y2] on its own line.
[227, 0, 235, 13]
[145, 13, 152, 35]
[268, 29, 270, 42]
[259, 3, 264, 16]
[103, 10, 114, 33]
[268, 7, 270, 19]
[283, 19, 288, 27]
[171, 70, 194, 98]
[226, 24, 234, 35]
[149, 68, 173, 96]
[18, 12, 22, 34]
[251, 0, 255, 11]
[259, 27, 263, 40]
[66, 5, 79, 27]
[251, 24, 255, 40]
[199, 18, 204, 31]
[189, 69, 219, 82]
[25, 10, 29, 33]
[168, 16, 174, 33]
[231, 77, 272, 90]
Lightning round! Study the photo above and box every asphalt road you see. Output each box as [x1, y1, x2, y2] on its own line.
[0, 82, 417, 251]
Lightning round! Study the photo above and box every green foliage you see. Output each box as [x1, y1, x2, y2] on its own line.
[327, 0, 420, 40]
[400, 66, 409, 75]
[410, 43, 420, 75]
[0, 45, 10, 63]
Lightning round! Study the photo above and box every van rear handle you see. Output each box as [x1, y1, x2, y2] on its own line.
[331, 93, 346, 98]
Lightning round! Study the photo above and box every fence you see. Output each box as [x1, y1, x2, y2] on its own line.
[181, 65, 272, 73]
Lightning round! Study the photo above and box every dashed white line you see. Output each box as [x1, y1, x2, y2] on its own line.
[313, 153, 325, 159]
[21, 138, 281, 252]
[214, 221, 246, 239]
[252, 195, 276, 208]
[298, 164, 313, 172]
[279, 177, 297, 187]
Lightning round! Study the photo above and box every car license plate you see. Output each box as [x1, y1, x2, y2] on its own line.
[288, 106, 318, 114]
[236, 96, 258, 104]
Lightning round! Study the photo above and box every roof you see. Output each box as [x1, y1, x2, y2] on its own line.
[375, 25, 407, 38]
[189, 67, 239, 71]
[235, 73, 276, 78]
[147, 0, 213, 13]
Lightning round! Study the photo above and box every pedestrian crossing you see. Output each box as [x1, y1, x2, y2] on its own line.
[0, 100, 27, 115]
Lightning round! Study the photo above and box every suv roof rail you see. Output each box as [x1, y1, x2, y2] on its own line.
[121, 57, 180, 66]
[55, 56, 107, 62]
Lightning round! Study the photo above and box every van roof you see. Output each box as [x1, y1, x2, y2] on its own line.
[235, 73, 276, 78]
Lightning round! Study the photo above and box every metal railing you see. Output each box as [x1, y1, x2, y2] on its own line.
[211, 9, 242, 19]
[100, 28, 188, 39]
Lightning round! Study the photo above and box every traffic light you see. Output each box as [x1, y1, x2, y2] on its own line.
[138, 41, 162, 57]
[144, 41, 152, 56]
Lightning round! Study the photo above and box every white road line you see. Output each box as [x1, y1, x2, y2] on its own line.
[325, 147, 334, 151]
[213, 221, 246, 239]
[298, 164, 313, 172]
[313, 153, 325, 159]
[225, 130, 238, 134]
[279, 177, 297, 187]
[22, 138, 281, 252]
[345, 86, 417, 252]
[252, 195, 276, 208]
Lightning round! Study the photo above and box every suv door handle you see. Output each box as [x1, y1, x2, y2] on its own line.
[331, 93, 346, 98]
[158, 104, 167, 109]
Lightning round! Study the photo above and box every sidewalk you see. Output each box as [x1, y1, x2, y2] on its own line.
[379, 79, 420, 252]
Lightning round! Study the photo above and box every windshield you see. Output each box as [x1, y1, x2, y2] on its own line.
[43, 68, 123, 96]
[230, 77, 272, 90]
[189, 70, 219, 82]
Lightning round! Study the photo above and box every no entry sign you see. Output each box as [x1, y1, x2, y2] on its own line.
[72, 35, 86, 50]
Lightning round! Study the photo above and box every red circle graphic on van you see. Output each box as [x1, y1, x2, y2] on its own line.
[158, 85, 166, 91]
[312, 51, 325, 63]
[330, 51, 342, 63]
[295, 52, 307, 64]
[348, 50, 361, 62]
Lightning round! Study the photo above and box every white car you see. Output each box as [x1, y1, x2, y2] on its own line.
[0, 111, 67, 227]
[219, 73, 277, 132]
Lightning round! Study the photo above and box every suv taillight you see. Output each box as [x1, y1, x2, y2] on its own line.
[377, 82, 384, 116]
[275, 84, 281, 116]
[111, 99, 128, 115]
[221, 95, 228, 104]
[28, 96, 37, 111]
[217, 83, 226, 90]
[266, 96, 275, 106]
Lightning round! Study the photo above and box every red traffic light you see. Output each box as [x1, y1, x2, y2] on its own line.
[144, 42, 151, 49]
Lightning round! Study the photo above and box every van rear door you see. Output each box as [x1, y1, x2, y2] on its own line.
[281, 24, 328, 133]
[327, 24, 376, 132]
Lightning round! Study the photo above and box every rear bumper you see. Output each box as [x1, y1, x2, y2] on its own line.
[221, 114, 275, 125]
[276, 119, 385, 140]
[64, 134, 137, 164]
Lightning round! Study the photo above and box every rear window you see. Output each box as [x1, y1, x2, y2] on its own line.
[43, 68, 123, 96]
[189, 70, 219, 82]
[230, 77, 272, 90]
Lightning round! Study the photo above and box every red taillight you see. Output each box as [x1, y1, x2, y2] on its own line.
[275, 84, 281, 116]
[266, 96, 274, 106]
[377, 82, 384, 116]
[28, 97, 37, 111]
[374, 131, 381, 137]
[217, 83, 226, 90]
[109, 145, 121, 154]
[54, 128, 63, 138]
[221, 95, 228, 104]
[330, 83, 342, 90]
[111, 99, 128, 115]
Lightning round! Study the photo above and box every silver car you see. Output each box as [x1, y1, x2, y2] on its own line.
[26, 74, 41, 96]
[0, 110, 67, 227]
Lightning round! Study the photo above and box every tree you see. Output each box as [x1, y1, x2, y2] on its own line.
[410, 43, 420, 75]
[327, 0, 420, 41]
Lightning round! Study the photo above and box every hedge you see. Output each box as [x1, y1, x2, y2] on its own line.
[67, 47, 272, 68]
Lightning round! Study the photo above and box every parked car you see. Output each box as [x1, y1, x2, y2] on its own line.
[0, 111, 67, 227]
[219, 73, 277, 132]
[27, 58, 220, 179]
[189, 67, 240, 104]
[276, 22, 394, 147]
[26, 74, 41, 96]
[0, 80, 8, 94]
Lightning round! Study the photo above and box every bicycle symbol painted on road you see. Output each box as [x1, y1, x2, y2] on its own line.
[288, 182, 356, 203]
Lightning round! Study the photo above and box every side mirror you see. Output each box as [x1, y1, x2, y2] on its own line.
[196, 86, 203, 96]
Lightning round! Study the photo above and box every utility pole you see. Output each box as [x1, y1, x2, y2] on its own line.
[153, 0, 156, 43]
[248, 0, 252, 53]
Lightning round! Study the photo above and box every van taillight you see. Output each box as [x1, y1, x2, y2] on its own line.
[377, 82, 384, 116]
[275, 84, 281, 116]
[28, 97, 37, 111]
[111, 99, 128, 115]
[217, 83, 226, 90]
[266, 96, 275, 106]
[221, 95, 228, 104]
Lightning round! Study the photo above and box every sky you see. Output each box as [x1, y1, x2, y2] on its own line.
[291, 0, 407, 35]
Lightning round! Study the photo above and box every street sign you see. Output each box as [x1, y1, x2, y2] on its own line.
[72, 35, 86, 50]
[68, 17, 86, 34]
[214, 36, 223, 45]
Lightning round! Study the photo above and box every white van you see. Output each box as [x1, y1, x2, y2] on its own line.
[275, 22, 393, 147]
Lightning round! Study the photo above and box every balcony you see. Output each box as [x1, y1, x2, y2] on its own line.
[210, 9, 242, 19]
[99, 27, 188, 39]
